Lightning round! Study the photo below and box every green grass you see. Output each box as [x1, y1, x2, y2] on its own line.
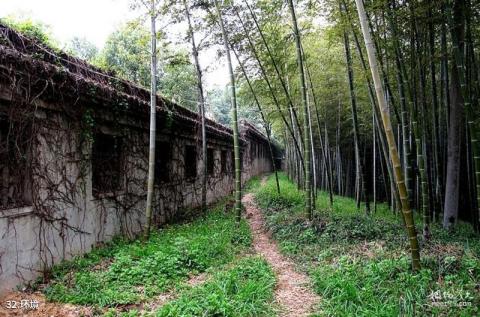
[252, 173, 480, 317]
[154, 256, 276, 317]
[43, 201, 252, 307]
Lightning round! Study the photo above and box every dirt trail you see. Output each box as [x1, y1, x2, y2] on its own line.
[242, 178, 319, 317]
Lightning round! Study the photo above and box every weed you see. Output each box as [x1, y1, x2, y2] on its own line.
[155, 257, 276, 317]
[250, 173, 480, 317]
[43, 201, 252, 307]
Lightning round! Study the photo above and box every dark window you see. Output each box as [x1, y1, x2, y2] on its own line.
[155, 141, 171, 184]
[230, 151, 235, 174]
[221, 150, 227, 174]
[207, 148, 215, 175]
[92, 133, 123, 195]
[0, 117, 32, 209]
[185, 145, 197, 179]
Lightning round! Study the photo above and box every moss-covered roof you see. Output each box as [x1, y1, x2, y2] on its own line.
[0, 23, 248, 141]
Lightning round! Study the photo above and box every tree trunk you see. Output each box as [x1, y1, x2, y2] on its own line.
[386, 2, 414, 208]
[453, 0, 480, 232]
[245, 1, 305, 150]
[215, 0, 242, 222]
[355, 0, 421, 271]
[231, 47, 280, 194]
[444, 0, 473, 229]
[373, 112, 377, 212]
[144, 1, 158, 239]
[342, 26, 370, 214]
[287, 0, 312, 219]
[234, 5, 304, 170]
[303, 48, 334, 206]
[307, 89, 317, 208]
[428, 0, 444, 218]
[348, 11, 401, 208]
[183, 0, 207, 213]
[443, 61, 464, 229]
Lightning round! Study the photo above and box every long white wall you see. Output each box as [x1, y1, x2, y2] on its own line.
[0, 106, 274, 296]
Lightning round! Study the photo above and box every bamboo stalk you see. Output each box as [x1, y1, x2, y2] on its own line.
[354, 0, 421, 270]
[144, 0, 158, 239]
[231, 47, 280, 194]
[183, 0, 207, 213]
[215, 0, 242, 222]
[287, 0, 312, 219]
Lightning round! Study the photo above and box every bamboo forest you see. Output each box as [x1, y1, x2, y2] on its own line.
[0, 0, 479, 316]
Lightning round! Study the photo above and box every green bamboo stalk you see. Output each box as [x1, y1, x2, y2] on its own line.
[304, 52, 335, 206]
[231, 47, 281, 194]
[215, 0, 242, 222]
[342, 22, 370, 214]
[287, 0, 312, 219]
[354, 0, 421, 271]
[183, 0, 207, 213]
[233, 5, 305, 169]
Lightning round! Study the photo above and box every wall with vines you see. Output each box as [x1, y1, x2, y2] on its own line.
[0, 95, 274, 295]
[0, 23, 276, 295]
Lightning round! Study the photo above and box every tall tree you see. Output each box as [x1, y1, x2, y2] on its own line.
[244, 2, 306, 169]
[66, 36, 98, 62]
[231, 47, 281, 194]
[304, 62, 334, 206]
[342, 26, 370, 214]
[144, 0, 160, 238]
[287, 0, 312, 219]
[233, 5, 304, 171]
[354, 0, 421, 270]
[443, 0, 466, 229]
[183, 0, 207, 213]
[215, 0, 242, 222]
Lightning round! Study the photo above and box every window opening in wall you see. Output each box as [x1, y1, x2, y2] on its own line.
[155, 141, 171, 184]
[221, 150, 227, 174]
[92, 133, 123, 195]
[0, 116, 32, 209]
[207, 148, 214, 175]
[185, 145, 197, 180]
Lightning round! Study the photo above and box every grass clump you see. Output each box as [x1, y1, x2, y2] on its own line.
[251, 173, 480, 317]
[43, 201, 252, 307]
[155, 257, 276, 317]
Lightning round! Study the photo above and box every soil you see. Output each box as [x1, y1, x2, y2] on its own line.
[242, 178, 320, 317]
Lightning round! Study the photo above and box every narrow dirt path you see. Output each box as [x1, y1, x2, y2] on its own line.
[242, 179, 320, 317]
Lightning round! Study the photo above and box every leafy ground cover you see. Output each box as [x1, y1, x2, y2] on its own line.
[102, 257, 276, 317]
[153, 256, 276, 317]
[252, 173, 480, 317]
[40, 200, 254, 308]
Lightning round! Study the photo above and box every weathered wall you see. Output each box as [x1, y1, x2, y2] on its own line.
[0, 24, 278, 295]
[0, 99, 274, 296]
